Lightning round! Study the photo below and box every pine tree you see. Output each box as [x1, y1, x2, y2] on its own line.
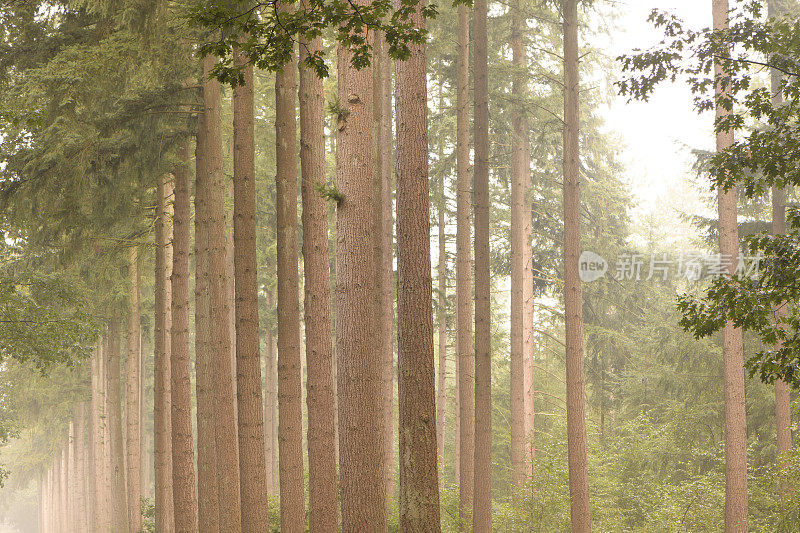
[563, 0, 592, 530]
[125, 246, 142, 532]
[335, 14, 387, 530]
[711, 1, 748, 530]
[171, 141, 199, 532]
[233, 46, 270, 532]
[455, 5, 474, 528]
[300, 32, 339, 533]
[107, 318, 129, 532]
[154, 172, 174, 532]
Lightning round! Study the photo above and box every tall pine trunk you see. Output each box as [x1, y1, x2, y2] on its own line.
[90, 344, 106, 531]
[473, 0, 492, 526]
[274, 15, 306, 531]
[195, 94, 220, 532]
[233, 48, 270, 533]
[155, 172, 175, 532]
[395, 0, 442, 527]
[712, 1, 748, 530]
[300, 33, 339, 533]
[172, 141, 199, 531]
[380, 36, 395, 505]
[203, 53, 243, 532]
[456, 5, 474, 528]
[436, 144, 447, 469]
[107, 318, 129, 532]
[510, 0, 533, 489]
[336, 17, 386, 531]
[74, 404, 88, 532]
[563, 1, 592, 529]
[125, 246, 142, 532]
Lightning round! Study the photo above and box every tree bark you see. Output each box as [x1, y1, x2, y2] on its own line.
[107, 317, 129, 532]
[473, 0, 492, 527]
[274, 18, 307, 533]
[172, 140, 199, 532]
[155, 172, 175, 532]
[68, 419, 76, 530]
[300, 33, 339, 533]
[60, 444, 68, 532]
[336, 17, 387, 531]
[74, 404, 88, 532]
[456, 5, 474, 529]
[395, 0, 442, 527]
[90, 344, 105, 531]
[195, 91, 220, 532]
[232, 47, 270, 533]
[712, 2, 749, 530]
[263, 310, 278, 497]
[203, 53, 243, 532]
[563, 1, 592, 530]
[510, 0, 533, 490]
[436, 133, 447, 470]
[125, 246, 142, 533]
[380, 34, 395, 505]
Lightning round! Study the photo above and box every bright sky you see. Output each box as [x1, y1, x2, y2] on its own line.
[596, 1, 716, 249]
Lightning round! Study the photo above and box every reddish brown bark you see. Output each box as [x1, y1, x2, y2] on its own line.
[563, 1, 592, 530]
[473, 0, 492, 526]
[300, 34, 339, 533]
[172, 141, 199, 532]
[455, 5, 474, 528]
[336, 19, 387, 530]
[274, 20, 307, 532]
[395, 0, 442, 527]
[203, 53, 243, 532]
[107, 318, 129, 531]
[232, 47, 270, 532]
[712, 1, 748, 530]
[380, 34, 395, 504]
[155, 172, 175, 532]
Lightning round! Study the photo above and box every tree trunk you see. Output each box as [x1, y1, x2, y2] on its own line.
[274, 18, 307, 533]
[155, 172, 175, 532]
[473, 0, 492, 527]
[712, 2, 749, 530]
[768, 0, 792, 494]
[125, 246, 142, 533]
[395, 0, 442, 527]
[456, 5, 474, 529]
[90, 344, 105, 531]
[195, 90, 220, 532]
[563, 1, 592, 530]
[436, 140, 447, 470]
[203, 53, 243, 532]
[60, 445, 68, 532]
[68, 420, 76, 530]
[510, 0, 533, 490]
[172, 141, 199, 532]
[107, 318, 129, 532]
[74, 404, 88, 532]
[263, 311, 278, 497]
[380, 35, 395, 505]
[300, 33, 339, 533]
[336, 17, 387, 530]
[232, 47, 270, 532]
